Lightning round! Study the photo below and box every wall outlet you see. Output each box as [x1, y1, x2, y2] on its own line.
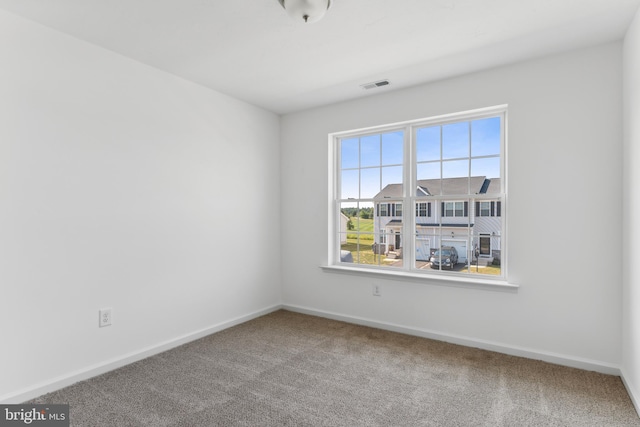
[99, 308, 112, 327]
[372, 284, 382, 297]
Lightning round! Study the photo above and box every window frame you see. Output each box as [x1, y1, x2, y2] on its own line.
[328, 105, 508, 285]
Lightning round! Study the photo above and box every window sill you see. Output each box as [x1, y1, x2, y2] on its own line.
[320, 265, 518, 292]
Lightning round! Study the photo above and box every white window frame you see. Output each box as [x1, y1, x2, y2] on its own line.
[327, 105, 510, 288]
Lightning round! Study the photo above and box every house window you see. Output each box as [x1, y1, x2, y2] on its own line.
[476, 201, 501, 217]
[443, 201, 467, 217]
[480, 201, 491, 217]
[333, 106, 506, 280]
[416, 202, 427, 217]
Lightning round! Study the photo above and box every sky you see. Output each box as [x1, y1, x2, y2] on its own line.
[340, 116, 501, 201]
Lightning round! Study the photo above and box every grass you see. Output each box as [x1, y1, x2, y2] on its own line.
[341, 239, 384, 265]
[467, 264, 502, 275]
[346, 217, 374, 240]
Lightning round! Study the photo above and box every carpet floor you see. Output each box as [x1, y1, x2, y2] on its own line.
[31, 310, 639, 426]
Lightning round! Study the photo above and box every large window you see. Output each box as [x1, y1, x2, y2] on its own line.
[333, 106, 506, 279]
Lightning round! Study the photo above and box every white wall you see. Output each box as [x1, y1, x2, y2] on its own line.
[0, 10, 281, 401]
[623, 6, 640, 412]
[281, 43, 623, 369]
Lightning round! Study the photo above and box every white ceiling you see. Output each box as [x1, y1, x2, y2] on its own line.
[0, 0, 639, 114]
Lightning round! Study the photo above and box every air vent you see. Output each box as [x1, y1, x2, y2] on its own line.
[360, 79, 390, 90]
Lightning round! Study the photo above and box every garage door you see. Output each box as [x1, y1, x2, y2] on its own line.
[442, 239, 468, 264]
[416, 237, 430, 261]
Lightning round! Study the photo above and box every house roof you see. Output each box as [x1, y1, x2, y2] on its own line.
[374, 176, 496, 199]
[485, 178, 501, 194]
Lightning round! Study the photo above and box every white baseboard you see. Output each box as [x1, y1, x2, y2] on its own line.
[5, 303, 630, 410]
[621, 369, 640, 418]
[0, 304, 283, 404]
[283, 304, 622, 376]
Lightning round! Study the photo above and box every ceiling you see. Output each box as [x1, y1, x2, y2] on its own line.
[0, 0, 639, 114]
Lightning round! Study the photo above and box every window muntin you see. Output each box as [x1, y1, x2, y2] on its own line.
[334, 107, 505, 279]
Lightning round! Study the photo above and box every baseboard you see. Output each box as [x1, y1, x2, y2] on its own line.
[283, 304, 622, 376]
[621, 369, 640, 418]
[0, 304, 283, 404]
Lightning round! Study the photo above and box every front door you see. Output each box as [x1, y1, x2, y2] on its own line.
[480, 235, 490, 256]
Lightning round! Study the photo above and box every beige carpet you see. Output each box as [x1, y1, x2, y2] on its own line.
[30, 310, 639, 426]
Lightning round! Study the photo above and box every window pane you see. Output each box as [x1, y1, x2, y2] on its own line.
[360, 135, 380, 167]
[341, 170, 359, 199]
[417, 162, 441, 181]
[341, 138, 359, 169]
[415, 232, 433, 268]
[358, 202, 374, 222]
[417, 126, 440, 161]
[471, 157, 500, 180]
[469, 234, 501, 276]
[442, 159, 469, 179]
[471, 117, 501, 157]
[382, 131, 403, 165]
[381, 165, 402, 191]
[352, 233, 375, 265]
[360, 168, 380, 198]
[442, 122, 469, 159]
[339, 203, 357, 238]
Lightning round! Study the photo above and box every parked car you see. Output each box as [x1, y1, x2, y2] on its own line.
[340, 250, 353, 263]
[430, 246, 458, 270]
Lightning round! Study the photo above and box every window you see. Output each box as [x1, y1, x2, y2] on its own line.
[333, 106, 506, 280]
[416, 202, 428, 217]
[476, 201, 501, 217]
[443, 201, 467, 217]
[479, 201, 491, 217]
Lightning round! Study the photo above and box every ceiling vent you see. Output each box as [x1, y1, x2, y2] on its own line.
[360, 80, 390, 90]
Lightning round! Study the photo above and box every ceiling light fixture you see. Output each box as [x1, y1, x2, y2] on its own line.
[277, 0, 332, 24]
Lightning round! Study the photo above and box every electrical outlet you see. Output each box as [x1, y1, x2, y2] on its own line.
[99, 308, 112, 327]
[372, 284, 382, 297]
